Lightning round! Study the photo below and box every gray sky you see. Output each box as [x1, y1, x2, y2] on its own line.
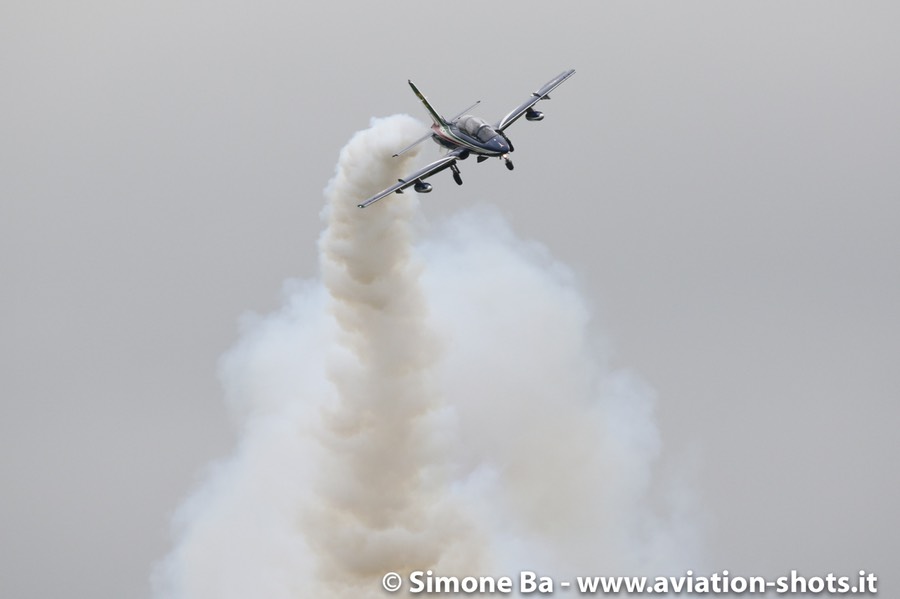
[2, 2, 898, 598]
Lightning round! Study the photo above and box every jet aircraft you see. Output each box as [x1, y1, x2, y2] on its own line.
[357, 69, 576, 208]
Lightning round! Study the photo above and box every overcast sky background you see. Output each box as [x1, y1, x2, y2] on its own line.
[2, 2, 898, 598]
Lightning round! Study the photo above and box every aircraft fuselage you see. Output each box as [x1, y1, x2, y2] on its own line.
[431, 120, 510, 157]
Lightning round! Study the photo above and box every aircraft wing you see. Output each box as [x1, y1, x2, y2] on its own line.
[357, 152, 461, 208]
[495, 69, 576, 132]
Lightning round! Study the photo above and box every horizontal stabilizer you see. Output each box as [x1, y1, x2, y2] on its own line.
[393, 132, 433, 157]
[449, 100, 481, 121]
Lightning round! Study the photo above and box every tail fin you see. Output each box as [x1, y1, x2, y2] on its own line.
[408, 80, 448, 128]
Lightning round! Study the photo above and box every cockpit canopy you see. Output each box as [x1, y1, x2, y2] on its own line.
[456, 115, 499, 143]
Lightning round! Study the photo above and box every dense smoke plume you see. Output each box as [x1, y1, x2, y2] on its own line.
[154, 115, 696, 599]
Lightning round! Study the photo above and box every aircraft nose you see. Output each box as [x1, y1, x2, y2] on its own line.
[488, 136, 509, 154]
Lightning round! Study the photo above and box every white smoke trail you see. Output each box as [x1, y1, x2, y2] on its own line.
[307, 114, 484, 593]
[153, 115, 697, 599]
[416, 209, 699, 579]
